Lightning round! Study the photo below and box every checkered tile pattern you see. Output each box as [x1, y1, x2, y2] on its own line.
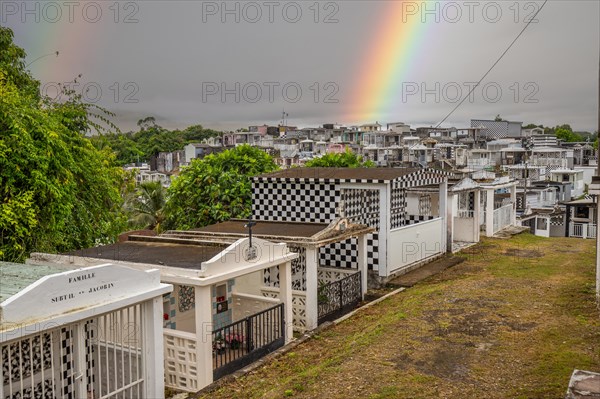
[406, 215, 436, 225]
[341, 188, 380, 228]
[253, 181, 339, 223]
[319, 238, 357, 268]
[61, 327, 75, 399]
[471, 120, 508, 139]
[390, 187, 407, 229]
[550, 215, 564, 226]
[85, 320, 96, 393]
[367, 234, 379, 267]
[394, 169, 449, 189]
[253, 169, 448, 274]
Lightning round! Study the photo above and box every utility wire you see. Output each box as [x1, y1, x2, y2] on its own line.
[25, 51, 59, 68]
[435, 0, 548, 128]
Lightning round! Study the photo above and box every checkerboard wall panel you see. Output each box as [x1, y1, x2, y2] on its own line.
[341, 188, 380, 229]
[253, 181, 339, 223]
[550, 215, 564, 226]
[60, 327, 75, 399]
[471, 120, 508, 139]
[390, 187, 407, 229]
[395, 171, 448, 189]
[319, 238, 357, 269]
[406, 215, 436, 225]
[318, 233, 379, 270]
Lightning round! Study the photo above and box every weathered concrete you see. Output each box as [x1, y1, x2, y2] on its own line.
[566, 369, 600, 398]
[493, 225, 529, 238]
[387, 255, 465, 287]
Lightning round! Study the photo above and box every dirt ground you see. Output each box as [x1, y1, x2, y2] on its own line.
[196, 234, 600, 399]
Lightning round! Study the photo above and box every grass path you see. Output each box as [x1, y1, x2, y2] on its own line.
[197, 234, 600, 399]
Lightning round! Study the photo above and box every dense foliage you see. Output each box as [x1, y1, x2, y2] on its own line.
[0, 27, 126, 261]
[89, 117, 222, 166]
[125, 181, 167, 232]
[304, 148, 375, 168]
[165, 145, 277, 230]
[524, 123, 596, 143]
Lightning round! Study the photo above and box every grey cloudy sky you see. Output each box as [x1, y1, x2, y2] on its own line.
[4, 0, 600, 132]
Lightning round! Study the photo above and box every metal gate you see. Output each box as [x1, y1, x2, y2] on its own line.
[1, 304, 145, 399]
[212, 303, 284, 380]
[317, 271, 362, 324]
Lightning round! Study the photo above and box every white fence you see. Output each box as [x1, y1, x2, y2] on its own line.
[457, 209, 475, 219]
[388, 218, 444, 274]
[569, 223, 597, 239]
[163, 329, 199, 392]
[467, 159, 493, 169]
[317, 267, 357, 285]
[2, 305, 146, 399]
[261, 288, 307, 332]
[529, 157, 568, 167]
[493, 203, 513, 234]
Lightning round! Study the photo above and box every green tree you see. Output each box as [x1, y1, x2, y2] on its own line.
[126, 181, 167, 232]
[182, 124, 220, 143]
[304, 149, 375, 168]
[554, 125, 583, 143]
[0, 27, 126, 261]
[165, 145, 277, 230]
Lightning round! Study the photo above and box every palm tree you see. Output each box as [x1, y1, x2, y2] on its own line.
[126, 181, 166, 232]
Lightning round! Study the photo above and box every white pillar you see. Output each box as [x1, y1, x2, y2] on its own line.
[74, 323, 87, 399]
[278, 261, 294, 343]
[143, 296, 166, 398]
[439, 180, 448, 253]
[194, 285, 213, 389]
[450, 193, 457, 244]
[510, 184, 517, 225]
[474, 190, 481, 242]
[357, 235, 368, 298]
[378, 184, 389, 277]
[486, 189, 494, 237]
[304, 246, 319, 331]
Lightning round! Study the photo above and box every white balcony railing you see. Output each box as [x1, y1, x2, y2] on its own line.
[457, 209, 475, 218]
[569, 223, 596, 239]
[528, 157, 568, 167]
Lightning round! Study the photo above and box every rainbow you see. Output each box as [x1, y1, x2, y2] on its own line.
[349, 1, 433, 123]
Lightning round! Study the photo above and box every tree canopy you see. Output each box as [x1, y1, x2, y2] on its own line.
[304, 149, 375, 168]
[165, 145, 278, 230]
[89, 119, 222, 166]
[0, 26, 126, 261]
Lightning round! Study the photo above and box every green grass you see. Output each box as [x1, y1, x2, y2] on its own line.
[197, 235, 600, 399]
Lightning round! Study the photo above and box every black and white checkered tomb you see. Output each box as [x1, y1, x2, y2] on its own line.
[253, 169, 450, 275]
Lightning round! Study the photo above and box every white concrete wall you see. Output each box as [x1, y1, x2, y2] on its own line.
[453, 217, 478, 242]
[231, 269, 264, 296]
[231, 293, 279, 322]
[387, 218, 444, 273]
[406, 192, 440, 216]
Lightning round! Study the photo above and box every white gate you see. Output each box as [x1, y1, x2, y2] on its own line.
[493, 203, 513, 234]
[1, 304, 145, 399]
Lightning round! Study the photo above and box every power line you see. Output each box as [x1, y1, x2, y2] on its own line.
[25, 51, 59, 68]
[435, 0, 548, 128]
